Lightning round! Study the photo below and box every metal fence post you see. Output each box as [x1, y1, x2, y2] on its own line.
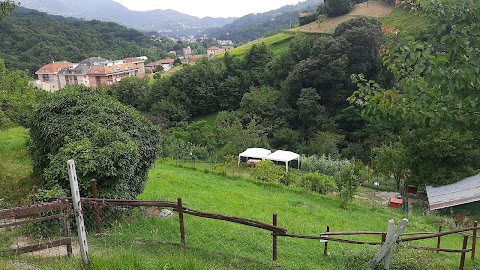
[324, 226, 330, 256]
[67, 160, 90, 266]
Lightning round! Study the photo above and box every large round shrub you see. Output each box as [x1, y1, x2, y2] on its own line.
[29, 86, 161, 199]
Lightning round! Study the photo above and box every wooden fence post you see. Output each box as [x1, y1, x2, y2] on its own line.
[459, 235, 468, 270]
[381, 232, 386, 244]
[437, 225, 442, 253]
[472, 221, 477, 260]
[90, 179, 102, 234]
[273, 213, 278, 262]
[324, 226, 330, 256]
[63, 202, 72, 256]
[177, 198, 186, 245]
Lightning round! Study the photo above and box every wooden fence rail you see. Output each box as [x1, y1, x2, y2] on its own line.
[51, 181, 479, 270]
[0, 200, 72, 256]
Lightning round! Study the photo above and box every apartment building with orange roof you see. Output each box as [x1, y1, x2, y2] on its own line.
[34, 61, 74, 92]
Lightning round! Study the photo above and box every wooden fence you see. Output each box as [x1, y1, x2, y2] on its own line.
[0, 199, 72, 255]
[78, 180, 478, 270]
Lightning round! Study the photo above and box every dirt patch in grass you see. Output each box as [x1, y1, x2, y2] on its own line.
[294, 0, 395, 34]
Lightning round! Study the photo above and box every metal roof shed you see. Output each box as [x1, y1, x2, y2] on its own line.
[426, 173, 480, 211]
[265, 150, 300, 172]
[238, 148, 272, 165]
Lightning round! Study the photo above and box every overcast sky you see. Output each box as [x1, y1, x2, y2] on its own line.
[112, 0, 306, 18]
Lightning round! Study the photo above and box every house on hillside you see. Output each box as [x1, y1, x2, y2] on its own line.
[34, 61, 74, 92]
[187, 55, 206, 64]
[207, 46, 225, 58]
[57, 57, 109, 88]
[145, 58, 175, 72]
[299, 12, 316, 26]
[54, 56, 145, 89]
[87, 62, 145, 87]
[426, 173, 480, 217]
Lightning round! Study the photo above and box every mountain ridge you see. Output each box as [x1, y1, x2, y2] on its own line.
[17, 0, 236, 37]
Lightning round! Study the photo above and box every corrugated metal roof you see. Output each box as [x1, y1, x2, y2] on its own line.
[426, 173, 480, 210]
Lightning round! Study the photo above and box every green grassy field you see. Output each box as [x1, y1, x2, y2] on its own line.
[0, 126, 35, 207]
[380, 8, 430, 37]
[220, 33, 295, 59]
[1, 130, 479, 269]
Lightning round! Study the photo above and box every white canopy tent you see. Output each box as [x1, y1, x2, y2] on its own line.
[238, 148, 272, 165]
[265, 150, 300, 171]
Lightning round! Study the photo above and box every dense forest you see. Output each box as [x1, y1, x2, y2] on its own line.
[108, 0, 480, 189]
[0, 7, 175, 73]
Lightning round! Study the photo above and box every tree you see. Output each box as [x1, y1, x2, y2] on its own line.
[372, 142, 409, 192]
[296, 88, 332, 136]
[284, 36, 349, 112]
[240, 86, 293, 136]
[350, 0, 480, 130]
[0, 58, 36, 127]
[401, 128, 480, 187]
[109, 77, 150, 110]
[214, 111, 269, 159]
[29, 86, 161, 199]
[324, 0, 353, 17]
[0, 0, 17, 21]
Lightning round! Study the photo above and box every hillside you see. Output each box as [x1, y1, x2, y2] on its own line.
[0, 7, 174, 73]
[292, 0, 394, 34]
[203, 0, 322, 44]
[18, 0, 236, 37]
[1, 144, 478, 269]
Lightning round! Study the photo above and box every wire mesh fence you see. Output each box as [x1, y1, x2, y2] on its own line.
[0, 200, 72, 265]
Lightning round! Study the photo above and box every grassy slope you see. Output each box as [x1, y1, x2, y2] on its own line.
[0, 126, 35, 206]
[218, 32, 294, 59]
[379, 7, 430, 37]
[2, 161, 479, 269]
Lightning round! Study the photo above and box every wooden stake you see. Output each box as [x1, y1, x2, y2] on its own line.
[437, 225, 442, 253]
[324, 226, 330, 256]
[177, 198, 186, 245]
[91, 179, 102, 234]
[472, 221, 477, 260]
[460, 235, 468, 270]
[63, 204, 72, 256]
[273, 213, 278, 261]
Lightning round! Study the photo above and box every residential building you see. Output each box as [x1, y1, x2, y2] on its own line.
[183, 46, 192, 57]
[145, 58, 175, 72]
[217, 40, 234, 46]
[34, 61, 74, 92]
[207, 46, 225, 58]
[187, 55, 206, 64]
[36, 56, 147, 90]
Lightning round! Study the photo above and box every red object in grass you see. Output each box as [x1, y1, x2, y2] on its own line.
[389, 197, 403, 208]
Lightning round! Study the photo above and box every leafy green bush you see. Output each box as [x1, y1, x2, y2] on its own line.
[299, 172, 336, 194]
[324, 0, 353, 17]
[29, 86, 161, 199]
[334, 164, 363, 208]
[250, 160, 287, 183]
[301, 155, 352, 176]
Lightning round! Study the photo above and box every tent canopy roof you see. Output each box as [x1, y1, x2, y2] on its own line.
[239, 148, 272, 159]
[265, 150, 300, 163]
